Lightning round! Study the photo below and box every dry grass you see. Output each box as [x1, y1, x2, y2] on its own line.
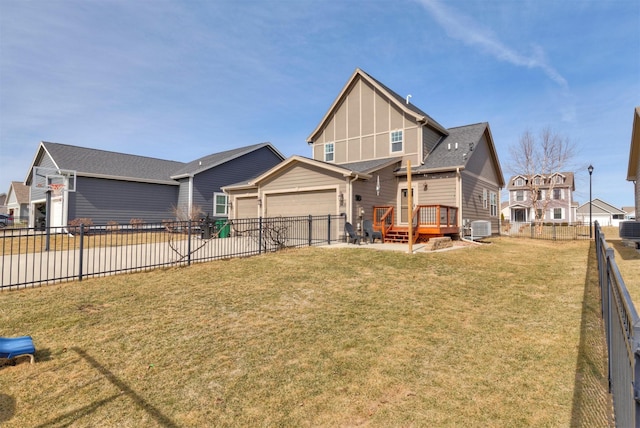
[0, 237, 610, 427]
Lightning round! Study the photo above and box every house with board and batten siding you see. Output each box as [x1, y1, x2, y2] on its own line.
[224, 68, 505, 242]
[22, 142, 284, 227]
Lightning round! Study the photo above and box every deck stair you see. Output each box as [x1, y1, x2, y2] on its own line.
[383, 228, 410, 243]
[382, 227, 444, 244]
[373, 205, 460, 244]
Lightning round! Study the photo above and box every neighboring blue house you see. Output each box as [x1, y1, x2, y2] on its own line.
[24, 141, 284, 227]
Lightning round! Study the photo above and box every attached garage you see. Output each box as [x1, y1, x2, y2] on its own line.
[265, 189, 337, 217]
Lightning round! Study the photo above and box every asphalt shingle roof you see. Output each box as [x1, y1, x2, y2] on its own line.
[42, 142, 185, 184]
[338, 157, 402, 174]
[414, 122, 488, 172]
[171, 143, 276, 178]
[11, 181, 30, 204]
[38, 142, 282, 184]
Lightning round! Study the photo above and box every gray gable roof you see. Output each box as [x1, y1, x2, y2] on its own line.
[39, 142, 185, 184]
[31, 141, 284, 186]
[170, 143, 283, 178]
[10, 181, 30, 204]
[577, 198, 626, 214]
[506, 172, 576, 191]
[338, 157, 402, 174]
[413, 123, 488, 172]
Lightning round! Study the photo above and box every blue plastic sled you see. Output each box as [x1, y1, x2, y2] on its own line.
[0, 336, 36, 364]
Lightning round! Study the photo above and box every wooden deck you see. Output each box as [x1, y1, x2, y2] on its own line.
[373, 205, 460, 244]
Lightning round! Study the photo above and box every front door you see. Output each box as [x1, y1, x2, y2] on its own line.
[513, 208, 527, 222]
[400, 187, 415, 223]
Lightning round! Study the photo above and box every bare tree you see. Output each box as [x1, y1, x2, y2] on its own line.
[509, 128, 576, 228]
[233, 216, 291, 252]
[170, 203, 204, 222]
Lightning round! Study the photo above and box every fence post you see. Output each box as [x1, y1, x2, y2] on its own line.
[78, 223, 84, 282]
[327, 214, 331, 245]
[552, 223, 556, 241]
[308, 215, 312, 247]
[605, 246, 615, 392]
[187, 220, 192, 266]
[259, 217, 263, 255]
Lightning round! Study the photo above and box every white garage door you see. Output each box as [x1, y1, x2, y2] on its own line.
[265, 190, 337, 217]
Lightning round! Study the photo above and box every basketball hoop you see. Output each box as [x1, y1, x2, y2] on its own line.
[49, 183, 66, 197]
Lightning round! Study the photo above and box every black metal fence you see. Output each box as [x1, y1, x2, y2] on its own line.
[595, 222, 639, 426]
[502, 221, 591, 240]
[1, 215, 345, 290]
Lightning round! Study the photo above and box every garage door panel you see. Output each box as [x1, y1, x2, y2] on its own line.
[266, 190, 336, 217]
[236, 197, 258, 219]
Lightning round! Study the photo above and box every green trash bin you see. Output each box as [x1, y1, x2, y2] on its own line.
[215, 219, 230, 238]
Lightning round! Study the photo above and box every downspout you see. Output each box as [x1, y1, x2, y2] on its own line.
[188, 176, 193, 219]
[456, 167, 462, 229]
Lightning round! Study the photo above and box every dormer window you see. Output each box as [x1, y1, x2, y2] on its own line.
[553, 175, 564, 184]
[514, 177, 525, 187]
[324, 142, 334, 162]
[533, 176, 543, 185]
[390, 130, 403, 153]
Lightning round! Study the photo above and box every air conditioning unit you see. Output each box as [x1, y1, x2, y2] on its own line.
[470, 220, 492, 240]
[620, 221, 640, 240]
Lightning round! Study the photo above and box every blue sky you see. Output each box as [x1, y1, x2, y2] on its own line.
[1, 0, 638, 209]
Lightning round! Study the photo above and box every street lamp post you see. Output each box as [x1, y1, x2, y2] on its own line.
[588, 164, 594, 238]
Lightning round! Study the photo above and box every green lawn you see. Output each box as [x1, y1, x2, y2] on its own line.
[0, 237, 611, 427]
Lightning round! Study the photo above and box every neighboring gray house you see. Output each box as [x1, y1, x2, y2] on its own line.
[24, 141, 284, 227]
[576, 198, 626, 227]
[225, 68, 505, 240]
[170, 144, 285, 220]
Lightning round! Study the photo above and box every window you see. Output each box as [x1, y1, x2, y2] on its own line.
[553, 188, 562, 200]
[537, 190, 542, 200]
[515, 190, 524, 202]
[324, 143, 334, 162]
[214, 192, 228, 217]
[553, 208, 563, 220]
[490, 192, 498, 217]
[536, 209, 543, 220]
[534, 176, 543, 185]
[390, 130, 403, 153]
[553, 175, 564, 184]
[483, 189, 488, 209]
[515, 178, 525, 186]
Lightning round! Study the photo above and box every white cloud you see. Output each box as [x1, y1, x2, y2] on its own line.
[415, 0, 568, 89]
